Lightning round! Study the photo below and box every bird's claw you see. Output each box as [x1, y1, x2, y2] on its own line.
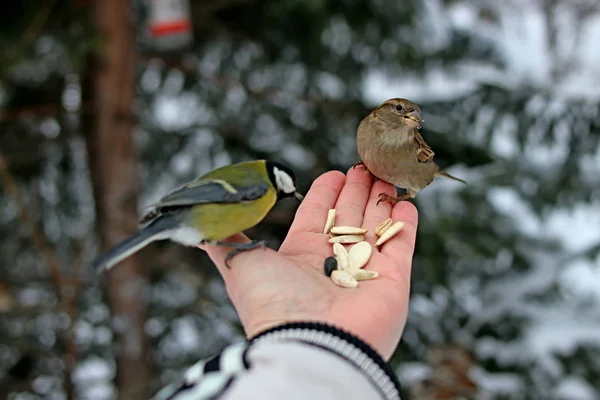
[376, 193, 410, 206]
[204, 239, 268, 268]
[224, 240, 268, 268]
[352, 161, 365, 170]
[352, 161, 376, 179]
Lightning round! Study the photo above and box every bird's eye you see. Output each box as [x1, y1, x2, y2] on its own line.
[395, 104, 403, 112]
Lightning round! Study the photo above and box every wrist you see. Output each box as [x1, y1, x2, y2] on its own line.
[250, 321, 403, 400]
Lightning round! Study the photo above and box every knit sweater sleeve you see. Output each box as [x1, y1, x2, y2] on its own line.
[152, 322, 403, 400]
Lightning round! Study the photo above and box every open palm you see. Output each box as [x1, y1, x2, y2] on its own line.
[201, 167, 418, 359]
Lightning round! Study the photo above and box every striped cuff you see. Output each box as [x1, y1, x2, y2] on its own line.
[250, 322, 403, 400]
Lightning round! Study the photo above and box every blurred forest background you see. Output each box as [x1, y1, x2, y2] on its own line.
[1, 0, 600, 399]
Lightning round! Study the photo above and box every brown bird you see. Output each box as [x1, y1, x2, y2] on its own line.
[355, 98, 466, 205]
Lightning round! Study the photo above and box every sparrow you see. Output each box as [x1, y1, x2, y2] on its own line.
[355, 98, 466, 205]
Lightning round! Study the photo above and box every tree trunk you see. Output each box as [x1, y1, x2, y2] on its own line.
[83, 1, 150, 398]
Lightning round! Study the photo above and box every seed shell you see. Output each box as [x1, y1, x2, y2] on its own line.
[323, 209, 336, 234]
[323, 256, 338, 277]
[375, 218, 393, 237]
[348, 241, 372, 270]
[328, 234, 364, 244]
[375, 221, 405, 247]
[331, 270, 359, 288]
[333, 243, 350, 270]
[351, 269, 379, 281]
[330, 226, 368, 235]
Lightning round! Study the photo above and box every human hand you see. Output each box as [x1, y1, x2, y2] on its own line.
[200, 167, 418, 359]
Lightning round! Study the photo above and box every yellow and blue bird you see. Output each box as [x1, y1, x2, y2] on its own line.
[91, 160, 304, 272]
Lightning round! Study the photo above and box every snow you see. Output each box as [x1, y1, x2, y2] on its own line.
[560, 259, 600, 301]
[363, 68, 479, 104]
[525, 309, 600, 357]
[487, 188, 542, 235]
[73, 358, 115, 400]
[73, 357, 113, 382]
[364, 0, 600, 104]
[545, 204, 600, 253]
[151, 93, 207, 131]
[490, 115, 519, 157]
[315, 71, 345, 100]
[281, 143, 317, 170]
[470, 367, 524, 395]
[397, 362, 431, 385]
[554, 376, 599, 400]
[170, 317, 202, 353]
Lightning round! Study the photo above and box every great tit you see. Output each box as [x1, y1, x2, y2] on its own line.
[91, 160, 304, 272]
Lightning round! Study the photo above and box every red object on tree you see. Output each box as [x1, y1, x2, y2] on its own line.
[148, 0, 193, 50]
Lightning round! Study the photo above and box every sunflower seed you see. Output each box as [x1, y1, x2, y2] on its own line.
[331, 270, 359, 288]
[324, 256, 337, 276]
[348, 241, 372, 270]
[375, 218, 393, 237]
[375, 221, 405, 247]
[351, 269, 379, 281]
[328, 234, 364, 244]
[330, 226, 368, 235]
[333, 243, 350, 270]
[323, 209, 336, 234]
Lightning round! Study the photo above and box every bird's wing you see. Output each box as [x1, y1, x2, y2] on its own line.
[413, 130, 435, 163]
[157, 179, 269, 208]
[139, 179, 269, 225]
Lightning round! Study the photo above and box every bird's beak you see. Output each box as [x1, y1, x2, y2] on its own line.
[404, 110, 423, 129]
[404, 111, 423, 124]
[294, 191, 304, 202]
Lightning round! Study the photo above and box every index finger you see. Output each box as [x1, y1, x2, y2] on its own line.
[287, 170, 345, 235]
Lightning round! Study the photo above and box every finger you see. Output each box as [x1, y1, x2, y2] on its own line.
[379, 201, 419, 264]
[333, 166, 374, 228]
[287, 170, 345, 235]
[361, 179, 396, 243]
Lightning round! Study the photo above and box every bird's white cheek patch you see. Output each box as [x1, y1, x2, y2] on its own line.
[274, 167, 296, 194]
[171, 226, 205, 246]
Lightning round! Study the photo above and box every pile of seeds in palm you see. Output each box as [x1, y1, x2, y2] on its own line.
[322, 208, 405, 288]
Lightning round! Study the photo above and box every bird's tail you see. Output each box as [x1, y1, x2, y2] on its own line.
[90, 216, 178, 274]
[436, 170, 467, 185]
